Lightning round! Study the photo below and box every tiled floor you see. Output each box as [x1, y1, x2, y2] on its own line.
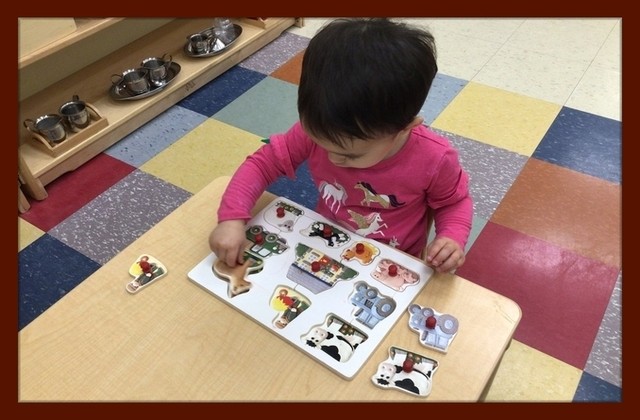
[18, 18, 622, 401]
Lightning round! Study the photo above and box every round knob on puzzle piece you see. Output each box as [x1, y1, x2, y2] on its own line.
[438, 314, 459, 334]
[355, 243, 365, 254]
[388, 264, 398, 276]
[255, 233, 264, 244]
[276, 206, 285, 218]
[403, 357, 414, 373]
[311, 261, 321, 272]
[426, 315, 437, 329]
[323, 226, 332, 237]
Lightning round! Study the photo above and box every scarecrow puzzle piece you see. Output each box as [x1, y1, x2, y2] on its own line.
[270, 285, 311, 329]
[371, 346, 438, 397]
[126, 254, 167, 294]
[407, 304, 459, 352]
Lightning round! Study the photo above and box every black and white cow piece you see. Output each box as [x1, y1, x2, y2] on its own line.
[371, 347, 439, 397]
[302, 316, 367, 362]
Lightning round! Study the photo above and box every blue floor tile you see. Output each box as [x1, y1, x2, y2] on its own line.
[19, 234, 102, 330]
[420, 73, 468, 126]
[573, 371, 622, 402]
[177, 66, 266, 117]
[105, 106, 208, 167]
[532, 107, 621, 183]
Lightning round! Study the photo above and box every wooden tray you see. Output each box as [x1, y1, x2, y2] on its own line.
[28, 102, 108, 157]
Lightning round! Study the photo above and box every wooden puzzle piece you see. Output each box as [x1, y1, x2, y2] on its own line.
[263, 200, 304, 232]
[269, 286, 311, 329]
[126, 254, 167, 294]
[300, 221, 350, 248]
[371, 346, 438, 397]
[212, 252, 264, 298]
[341, 241, 380, 265]
[287, 243, 359, 294]
[245, 225, 289, 258]
[407, 304, 459, 352]
[302, 314, 368, 363]
[370, 258, 420, 292]
[350, 281, 397, 329]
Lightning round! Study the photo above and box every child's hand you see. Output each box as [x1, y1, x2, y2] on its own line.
[423, 237, 466, 273]
[209, 220, 248, 267]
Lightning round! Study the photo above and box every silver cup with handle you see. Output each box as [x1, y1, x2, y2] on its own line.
[24, 114, 67, 144]
[112, 68, 150, 95]
[59, 94, 91, 131]
[141, 53, 173, 87]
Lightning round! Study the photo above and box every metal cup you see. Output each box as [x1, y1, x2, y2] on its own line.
[187, 33, 212, 55]
[112, 68, 150, 95]
[59, 95, 90, 131]
[141, 54, 173, 87]
[24, 114, 67, 144]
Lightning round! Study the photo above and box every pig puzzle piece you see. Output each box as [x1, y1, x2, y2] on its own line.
[126, 254, 167, 294]
[370, 258, 420, 291]
[212, 252, 264, 298]
[407, 304, 459, 352]
[371, 346, 439, 397]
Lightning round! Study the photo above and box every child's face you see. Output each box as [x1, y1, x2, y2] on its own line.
[310, 130, 408, 169]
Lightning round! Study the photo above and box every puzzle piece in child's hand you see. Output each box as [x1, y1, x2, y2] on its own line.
[263, 200, 304, 232]
[270, 285, 312, 329]
[126, 254, 167, 294]
[371, 346, 438, 397]
[212, 252, 264, 298]
[407, 304, 459, 352]
[370, 258, 420, 291]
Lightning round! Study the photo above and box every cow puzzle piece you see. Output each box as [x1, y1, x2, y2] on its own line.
[371, 346, 439, 397]
[302, 314, 368, 363]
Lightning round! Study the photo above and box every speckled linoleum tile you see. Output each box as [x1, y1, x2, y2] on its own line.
[19, 234, 102, 330]
[432, 128, 528, 221]
[141, 118, 265, 194]
[239, 31, 309, 75]
[420, 74, 467, 126]
[177, 66, 266, 117]
[48, 170, 191, 265]
[491, 158, 621, 268]
[18, 218, 44, 252]
[584, 271, 622, 387]
[432, 82, 561, 156]
[484, 339, 582, 401]
[213, 77, 299, 139]
[105, 105, 207, 167]
[532, 107, 621, 184]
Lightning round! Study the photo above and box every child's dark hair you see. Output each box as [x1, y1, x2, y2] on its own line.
[298, 18, 438, 146]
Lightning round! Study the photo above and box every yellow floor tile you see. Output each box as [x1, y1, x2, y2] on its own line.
[141, 119, 264, 194]
[432, 82, 561, 156]
[18, 218, 45, 251]
[483, 339, 582, 401]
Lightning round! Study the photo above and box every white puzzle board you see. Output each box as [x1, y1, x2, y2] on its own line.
[188, 197, 434, 379]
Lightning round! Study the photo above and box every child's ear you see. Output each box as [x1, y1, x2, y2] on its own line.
[404, 116, 424, 131]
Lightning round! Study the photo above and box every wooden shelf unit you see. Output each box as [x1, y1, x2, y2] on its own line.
[18, 17, 300, 208]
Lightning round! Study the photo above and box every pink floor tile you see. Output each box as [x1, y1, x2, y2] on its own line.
[457, 222, 619, 370]
[20, 154, 135, 232]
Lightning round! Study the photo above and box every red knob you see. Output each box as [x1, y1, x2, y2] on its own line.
[255, 233, 263, 244]
[323, 226, 332, 237]
[276, 207, 285, 218]
[388, 264, 398, 276]
[426, 315, 437, 329]
[355, 243, 365, 254]
[402, 357, 414, 373]
[311, 261, 321, 272]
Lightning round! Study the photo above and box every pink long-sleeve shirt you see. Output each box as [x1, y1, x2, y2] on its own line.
[218, 121, 473, 258]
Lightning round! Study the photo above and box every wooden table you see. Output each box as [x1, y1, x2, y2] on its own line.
[18, 176, 521, 402]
